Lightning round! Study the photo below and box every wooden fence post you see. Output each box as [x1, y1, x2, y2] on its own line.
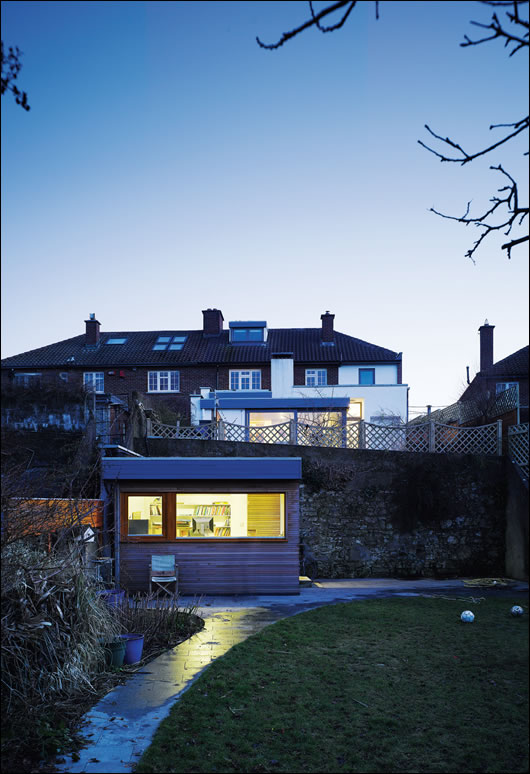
[359, 420, 366, 450]
[428, 421, 435, 453]
[497, 420, 503, 456]
[289, 419, 297, 445]
[146, 416, 152, 438]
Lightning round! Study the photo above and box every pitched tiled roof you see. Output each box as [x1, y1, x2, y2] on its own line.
[478, 345, 529, 378]
[460, 345, 528, 402]
[1, 328, 401, 369]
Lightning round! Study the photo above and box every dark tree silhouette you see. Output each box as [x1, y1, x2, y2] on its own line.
[257, 1, 529, 262]
[1, 41, 30, 111]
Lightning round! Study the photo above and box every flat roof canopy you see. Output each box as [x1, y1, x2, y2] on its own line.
[200, 397, 350, 410]
[102, 456, 302, 480]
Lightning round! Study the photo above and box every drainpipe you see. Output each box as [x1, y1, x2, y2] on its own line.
[113, 484, 120, 589]
[99, 475, 111, 559]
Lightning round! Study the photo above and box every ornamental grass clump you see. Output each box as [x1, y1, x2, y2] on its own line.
[1, 540, 120, 763]
[115, 592, 202, 654]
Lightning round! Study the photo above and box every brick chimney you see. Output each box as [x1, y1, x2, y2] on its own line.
[202, 308, 224, 337]
[479, 319, 494, 371]
[320, 311, 335, 343]
[85, 313, 101, 346]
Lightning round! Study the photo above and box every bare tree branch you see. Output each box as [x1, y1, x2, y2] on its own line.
[418, 117, 529, 165]
[462, 10, 529, 55]
[1, 41, 30, 111]
[429, 166, 529, 262]
[257, 1, 358, 50]
[256, 1, 528, 261]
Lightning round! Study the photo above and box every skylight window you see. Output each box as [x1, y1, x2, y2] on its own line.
[153, 335, 187, 351]
[106, 337, 127, 345]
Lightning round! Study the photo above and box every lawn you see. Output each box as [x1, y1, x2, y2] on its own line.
[137, 596, 528, 774]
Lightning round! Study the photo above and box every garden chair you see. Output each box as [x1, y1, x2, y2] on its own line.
[149, 554, 178, 598]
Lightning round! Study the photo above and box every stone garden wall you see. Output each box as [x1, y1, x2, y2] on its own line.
[140, 438, 510, 578]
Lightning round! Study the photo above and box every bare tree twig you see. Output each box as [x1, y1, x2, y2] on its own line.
[429, 165, 529, 261]
[418, 117, 529, 165]
[257, 1, 356, 50]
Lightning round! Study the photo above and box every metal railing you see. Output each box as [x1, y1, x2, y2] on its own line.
[148, 417, 503, 456]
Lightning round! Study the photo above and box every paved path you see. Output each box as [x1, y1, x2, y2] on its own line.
[55, 578, 528, 773]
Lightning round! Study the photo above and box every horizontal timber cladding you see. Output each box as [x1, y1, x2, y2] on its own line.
[118, 480, 300, 595]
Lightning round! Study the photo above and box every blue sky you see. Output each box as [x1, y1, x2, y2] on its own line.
[1, 1, 528, 414]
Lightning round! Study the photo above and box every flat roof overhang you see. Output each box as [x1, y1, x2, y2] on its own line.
[200, 397, 350, 410]
[102, 457, 302, 480]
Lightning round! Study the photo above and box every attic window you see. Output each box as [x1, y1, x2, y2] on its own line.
[153, 335, 187, 351]
[232, 328, 263, 342]
[107, 337, 128, 345]
[229, 321, 267, 343]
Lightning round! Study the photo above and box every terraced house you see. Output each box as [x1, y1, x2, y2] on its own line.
[1, 309, 408, 440]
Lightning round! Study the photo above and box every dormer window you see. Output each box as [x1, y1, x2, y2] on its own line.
[229, 321, 267, 344]
[232, 328, 263, 342]
[153, 335, 187, 351]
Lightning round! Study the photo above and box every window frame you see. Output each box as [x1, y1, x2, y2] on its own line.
[13, 372, 42, 387]
[83, 372, 104, 393]
[231, 328, 264, 343]
[496, 381, 518, 394]
[121, 490, 287, 542]
[147, 370, 180, 392]
[359, 368, 376, 386]
[230, 369, 262, 390]
[305, 368, 327, 387]
[152, 335, 187, 351]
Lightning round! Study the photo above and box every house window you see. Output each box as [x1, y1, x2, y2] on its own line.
[123, 492, 285, 540]
[230, 370, 261, 390]
[148, 371, 180, 392]
[13, 372, 41, 387]
[84, 372, 104, 392]
[175, 493, 284, 538]
[305, 369, 327, 387]
[359, 368, 375, 385]
[153, 335, 187, 351]
[496, 382, 518, 394]
[127, 495, 163, 536]
[231, 328, 264, 342]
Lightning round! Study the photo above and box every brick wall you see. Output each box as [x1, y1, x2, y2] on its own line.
[2, 363, 273, 423]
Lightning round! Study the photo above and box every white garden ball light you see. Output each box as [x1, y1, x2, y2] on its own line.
[460, 610, 475, 623]
[510, 605, 524, 617]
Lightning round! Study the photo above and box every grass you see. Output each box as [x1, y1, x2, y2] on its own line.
[137, 596, 529, 774]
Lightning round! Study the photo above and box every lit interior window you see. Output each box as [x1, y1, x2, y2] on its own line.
[127, 496, 163, 536]
[348, 401, 362, 418]
[175, 493, 284, 538]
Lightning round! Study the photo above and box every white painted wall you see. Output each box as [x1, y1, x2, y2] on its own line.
[339, 364, 398, 385]
[290, 384, 408, 423]
[271, 358, 294, 397]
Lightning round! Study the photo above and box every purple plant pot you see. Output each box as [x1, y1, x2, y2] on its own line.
[119, 633, 144, 664]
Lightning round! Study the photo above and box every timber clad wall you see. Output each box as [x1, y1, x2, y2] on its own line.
[118, 480, 299, 594]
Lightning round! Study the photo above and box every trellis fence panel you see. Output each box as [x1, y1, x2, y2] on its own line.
[508, 423, 529, 479]
[148, 418, 503, 456]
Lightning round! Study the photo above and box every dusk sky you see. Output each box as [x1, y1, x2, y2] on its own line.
[2, 0, 528, 416]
